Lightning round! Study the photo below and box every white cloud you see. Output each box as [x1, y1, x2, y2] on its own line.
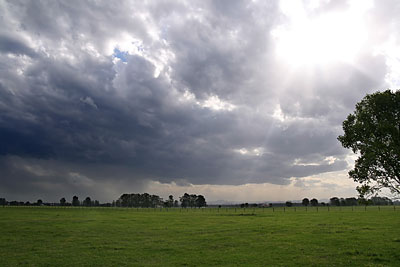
[201, 95, 236, 111]
[234, 147, 264, 156]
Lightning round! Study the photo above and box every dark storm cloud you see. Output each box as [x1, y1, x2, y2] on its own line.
[0, 33, 37, 57]
[0, 0, 397, 201]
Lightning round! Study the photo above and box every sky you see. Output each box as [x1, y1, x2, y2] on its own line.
[0, 0, 399, 203]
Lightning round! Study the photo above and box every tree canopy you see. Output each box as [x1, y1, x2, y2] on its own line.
[338, 90, 399, 198]
[310, 198, 318, 206]
[302, 198, 309, 206]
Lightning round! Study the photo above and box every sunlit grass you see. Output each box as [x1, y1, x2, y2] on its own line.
[0, 206, 399, 266]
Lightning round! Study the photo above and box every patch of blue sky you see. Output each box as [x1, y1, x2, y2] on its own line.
[113, 48, 129, 62]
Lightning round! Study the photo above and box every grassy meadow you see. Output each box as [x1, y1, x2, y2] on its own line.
[0, 206, 399, 266]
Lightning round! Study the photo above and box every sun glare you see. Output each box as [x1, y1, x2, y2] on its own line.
[272, 0, 372, 67]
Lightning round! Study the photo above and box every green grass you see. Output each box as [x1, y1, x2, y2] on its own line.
[0, 206, 399, 266]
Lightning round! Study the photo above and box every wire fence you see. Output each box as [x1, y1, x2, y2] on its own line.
[0, 205, 398, 214]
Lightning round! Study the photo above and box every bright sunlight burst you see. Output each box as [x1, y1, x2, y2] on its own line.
[272, 0, 373, 67]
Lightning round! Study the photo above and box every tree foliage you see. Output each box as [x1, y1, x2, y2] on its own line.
[330, 197, 340, 206]
[302, 198, 309, 206]
[83, 197, 92, 207]
[338, 90, 400, 198]
[117, 193, 163, 208]
[310, 198, 318, 206]
[72, 196, 80, 206]
[179, 193, 207, 208]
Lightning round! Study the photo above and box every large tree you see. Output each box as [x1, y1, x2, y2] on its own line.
[72, 196, 80, 206]
[195, 195, 207, 208]
[180, 193, 190, 208]
[338, 90, 399, 198]
[83, 197, 92, 207]
[329, 197, 340, 206]
[310, 198, 318, 206]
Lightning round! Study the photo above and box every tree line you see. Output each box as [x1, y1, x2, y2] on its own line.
[0, 193, 207, 208]
[238, 196, 395, 208]
[116, 193, 207, 208]
[293, 196, 393, 207]
[0, 195, 395, 208]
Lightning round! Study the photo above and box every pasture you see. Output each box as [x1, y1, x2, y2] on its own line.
[0, 206, 399, 266]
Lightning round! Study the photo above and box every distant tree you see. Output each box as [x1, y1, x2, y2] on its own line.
[72, 196, 80, 206]
[302, 198, 310, 206]
[358, 198, 372, 206]
[168, 195, 174, 208]
[345, 197, 358, 206]
[310, 198, 318, 206]
[338, 90, 400, 198]
[195, 195, 207, 207]
[285, 201, 293, 207]
[330, 197, 340, 206]
[180, 193, 190, 208]
[371, 196, 393, 206]
[60, 197, 66, 206]
[117, 193, 163, 208]
[340, 198, 346, 206]
[150, 195, 162, 207]
[9, 201, 19, 206]
[163, 200, 169, 207]
[189, 194, 197, 208]
[174, 200, 179, 207]
[119, 193, 133, 207]
[142, 193, 151, 207]
[0, 198, 6, 206]
[83, 197, 92, 207]
[36, 199, 43, 206]
[94, 200, 100, 206]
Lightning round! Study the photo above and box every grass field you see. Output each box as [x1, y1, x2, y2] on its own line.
[0, 206, 399, 266]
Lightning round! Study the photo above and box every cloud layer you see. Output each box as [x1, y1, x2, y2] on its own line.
[0, 0, 398, 201]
